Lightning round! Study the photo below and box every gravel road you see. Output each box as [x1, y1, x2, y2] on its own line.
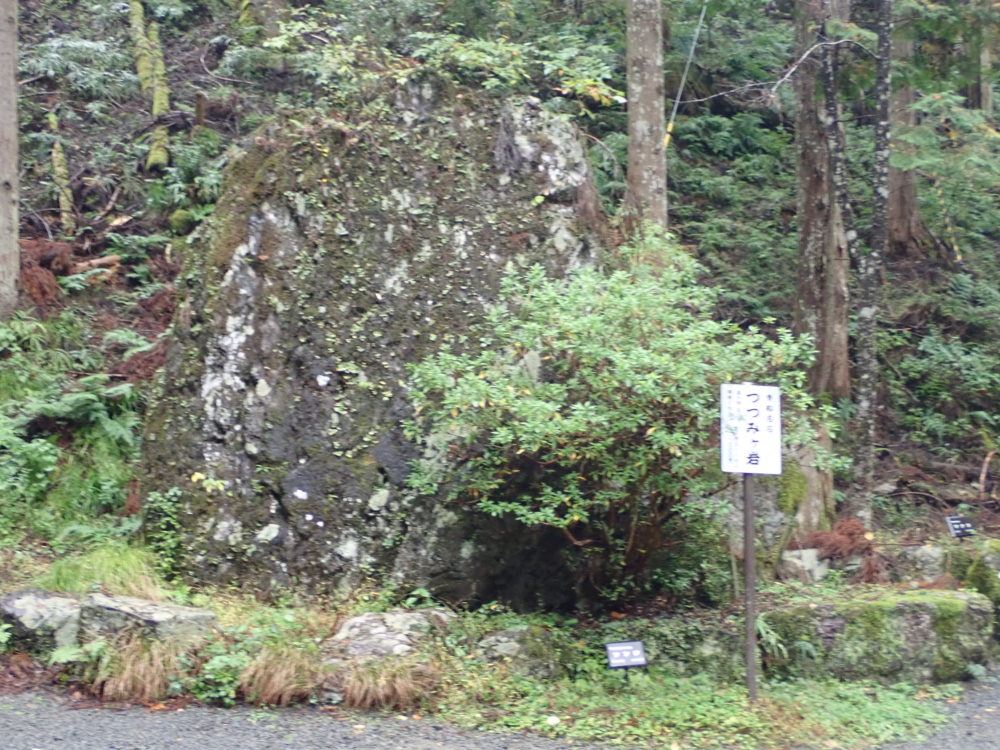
[1, 683, 998, 750]
[0, 690, 617, 750]
[876, 677, 1000, 750]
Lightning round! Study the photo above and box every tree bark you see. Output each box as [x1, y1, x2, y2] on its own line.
[0, 0, 16, 319]
[145, 21, 170, 171]
[853, 0, 893, 500]
[965, 0, 994, 116]
[129, 1, 170, 171]
[887, 16, 931, 258]
[793, 0, 851, 402]
[48, 110, 75, 236]
[623, 0, 667, 232]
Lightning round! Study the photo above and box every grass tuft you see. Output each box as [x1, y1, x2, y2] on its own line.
[94, 633, 182, 703]
[240, 644, 327, 706]
[37, 542, 166, 600]
[341, 657, 441, 710]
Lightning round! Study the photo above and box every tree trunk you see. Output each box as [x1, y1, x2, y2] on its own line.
[623, 0, 667, 232]
[793, 0, 851, 402]
[145, 21, 170, 171]
[965, 0, 994, 116]
[129, 1, 170, 171]
[48, 110, 75, 236]
[0, 0, 16, 319]
[887, 18, 931, 258]
[853, 0, 892, 502]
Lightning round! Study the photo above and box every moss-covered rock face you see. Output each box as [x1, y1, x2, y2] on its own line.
[141, 83, 603, 608]
[763, 589, 995, 683]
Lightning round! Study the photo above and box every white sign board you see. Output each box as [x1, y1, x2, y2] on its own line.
[720, 383, 782, 475]
[605, 640, 648, 669]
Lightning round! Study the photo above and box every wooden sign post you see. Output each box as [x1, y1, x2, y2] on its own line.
[721, 383, 782, 704]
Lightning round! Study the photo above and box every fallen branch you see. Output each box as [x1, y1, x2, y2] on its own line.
[70, 254, 121, 275]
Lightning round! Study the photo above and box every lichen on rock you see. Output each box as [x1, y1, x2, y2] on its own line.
[141, 80, 604, 608]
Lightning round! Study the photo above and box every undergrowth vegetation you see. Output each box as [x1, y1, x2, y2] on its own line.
[0, 312, 143, 548]
[27, 567, 952, 748]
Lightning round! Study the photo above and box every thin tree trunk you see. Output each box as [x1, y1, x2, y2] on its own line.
[48, 110, 75, 236]
[623, 0, 667, 232]
[793, 0, 851, 402]
[965, 0, 994, 116]
[0, 0, 17, 319]
[853, 0, 893, 503]
[129, 1, 170, 171]
[887, 17, 931, 258]
[146, 21, 170, 171]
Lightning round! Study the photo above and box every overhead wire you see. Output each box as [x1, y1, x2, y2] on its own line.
[664, 0, 710, 152]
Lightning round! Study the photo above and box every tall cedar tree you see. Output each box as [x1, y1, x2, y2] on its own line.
[624, 0, 667, 231]
[793, 0, 851, 401]
[0, 0, 16, 319]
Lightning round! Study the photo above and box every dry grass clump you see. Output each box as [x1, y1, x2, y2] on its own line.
[91, 633, 182, 703]
[239, 644, 327, 706]
[341, 657, 442, 710]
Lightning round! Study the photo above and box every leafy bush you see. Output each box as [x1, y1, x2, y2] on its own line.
[407, 235, 817, 603]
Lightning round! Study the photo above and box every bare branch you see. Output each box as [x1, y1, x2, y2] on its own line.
[673, 39, 874, 107]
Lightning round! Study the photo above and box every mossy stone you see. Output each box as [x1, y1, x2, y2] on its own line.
[169, 209, 197, 235]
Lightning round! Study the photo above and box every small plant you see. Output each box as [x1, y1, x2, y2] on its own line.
[142, 486, 185, 579]
[0, 622, 12, 653]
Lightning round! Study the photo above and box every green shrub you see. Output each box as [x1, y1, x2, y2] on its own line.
[407, 233, 818, 603]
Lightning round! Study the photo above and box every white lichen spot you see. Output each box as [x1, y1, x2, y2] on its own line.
[368, 488, 390, 512]
[255, 523, 281, 544]
[335, 537, 359, 561]
[460, 540, 476, 560]
[316, 374, 331, 387]
[383, 262, 410, 296]
[255, 379, 271, 398]
[244, 441, 259, 456]
[212, 518, 243, 544]
[305, 513, 314, 521]
[294, 489, 309, 501]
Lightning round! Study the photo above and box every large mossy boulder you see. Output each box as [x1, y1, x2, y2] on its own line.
[141, 81, 604, 608]
[763, 589, 994, 683]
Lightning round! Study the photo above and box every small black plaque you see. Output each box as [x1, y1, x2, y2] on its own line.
[945, 515, 976, 538]
[605, 640, 647, 669]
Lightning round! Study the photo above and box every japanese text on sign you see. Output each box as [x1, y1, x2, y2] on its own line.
[720, 383, 782, 475]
